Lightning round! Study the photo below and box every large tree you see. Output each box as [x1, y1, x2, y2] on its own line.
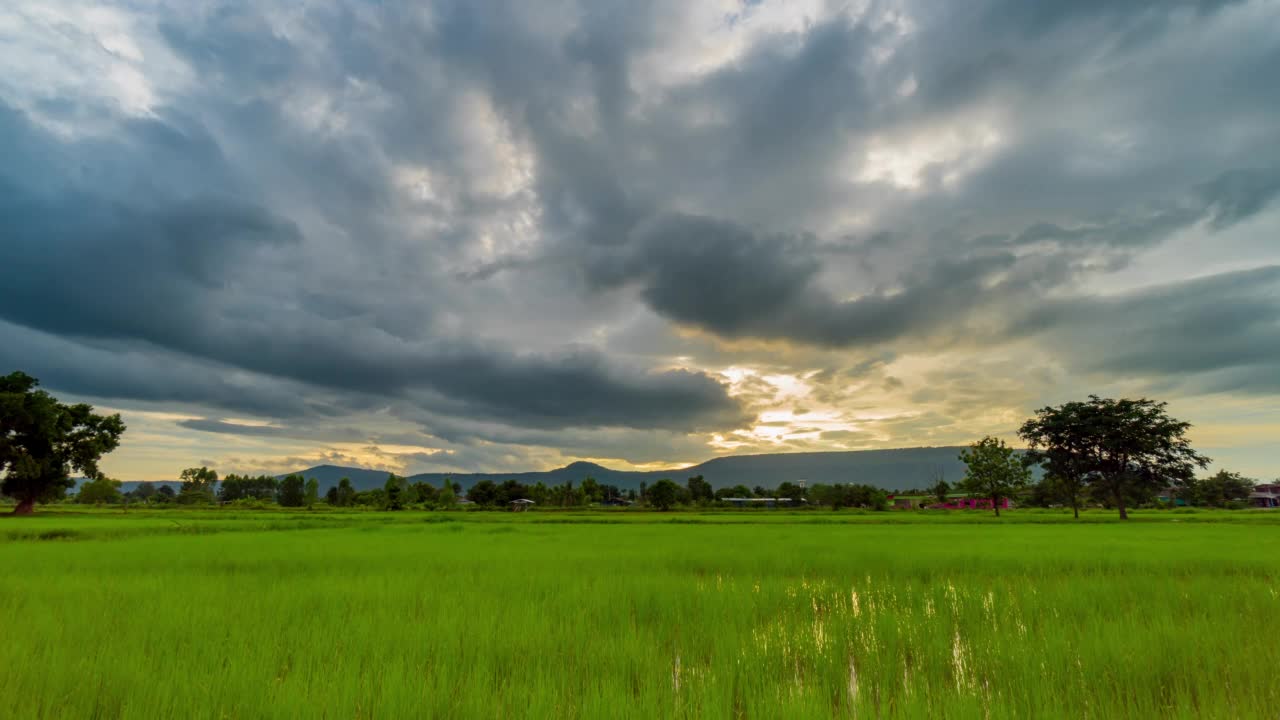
[1186, 470, 1254, 508]
[334, 477, 357, 507]
[437, 477, 456, 508]
[383, 474, 407, 511]
[775, 482, 806, 503]
[467, 479, 498, 507]
[76, 475, 123, 505]
[958, 437, 1031, 517]
[304, 477, 319, 509]
[178, 466, 218, 505]
[1016, 403, 1092, 519]
[1019, 396, 1209, 520]
[410, 481, 438, 505]
[579, 477, 603, 504]
[1, 372, 126, 514]
[278, 474, 306, 507]
[686, 475, 714, 505]
[129, 482, 158, 503]
[647, 479, 680, 511]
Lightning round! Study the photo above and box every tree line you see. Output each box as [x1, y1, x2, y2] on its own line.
[71, 461, 1262, 516]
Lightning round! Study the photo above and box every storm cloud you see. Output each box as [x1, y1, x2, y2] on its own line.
[1017, 266, 1280, 394]
[1, 0, 1277, 476]
[0, 101, 743, 432]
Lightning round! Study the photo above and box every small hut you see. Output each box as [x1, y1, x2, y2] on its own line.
[509, 498, 536, 512]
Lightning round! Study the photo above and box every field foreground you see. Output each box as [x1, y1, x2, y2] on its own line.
[2, 510, 1278, 719]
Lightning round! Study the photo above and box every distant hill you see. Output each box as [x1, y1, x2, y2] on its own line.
[285, 447, 976, 493]
[686, 448, 972, 491]
[118, 481, 181, 493]
[273, 464, 403, 490]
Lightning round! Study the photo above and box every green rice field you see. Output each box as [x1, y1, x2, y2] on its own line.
[2, 509, 1278, 718]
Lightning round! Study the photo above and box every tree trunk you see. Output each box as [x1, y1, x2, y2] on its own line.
[12, 498, 35, 515]
[1072, 499, 1079, 520]
[1114, 487, 1128, 521]
[992, 495, 1000, 517]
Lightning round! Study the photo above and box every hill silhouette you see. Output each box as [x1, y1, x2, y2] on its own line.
[285, 447, 973, 493]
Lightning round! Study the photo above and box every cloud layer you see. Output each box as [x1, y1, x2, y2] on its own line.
[2, 0, 1277, 477]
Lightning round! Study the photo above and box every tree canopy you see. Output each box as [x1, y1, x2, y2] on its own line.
[958, 436, 1031, 517]
[278, 474, 306, 507]
[686, 475, 714, 504]
[647, 479, 680, 511]
[1020, 396, 1209, 519]
[332, 477, 357, 507]
[383, 474, 407, 510]
[76, 475, 123, 505]
[1184, 470, 1254, 508]
[178, 466, 218, 505]
[807, 483, 888, 510]
[1, 372, 126, 514]
[128, 482, 159, 503]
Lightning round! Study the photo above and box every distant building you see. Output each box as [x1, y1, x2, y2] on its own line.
[722, 497, 792, 508]
[887, 493, 1011, 510]
[509, 498, 535, 512]
[917, 494, 1013, 510]
[1250, 483, 1280, 509]
[887, 495, 925, 509]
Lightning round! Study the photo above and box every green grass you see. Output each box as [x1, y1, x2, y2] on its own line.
[1, 509, 1278, 718]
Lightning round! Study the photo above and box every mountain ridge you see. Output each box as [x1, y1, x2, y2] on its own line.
[284, 447, 973, 493]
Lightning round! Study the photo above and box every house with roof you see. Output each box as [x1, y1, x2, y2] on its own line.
[1249, 482, 1280, 508]
[889, 493, 1012, 510]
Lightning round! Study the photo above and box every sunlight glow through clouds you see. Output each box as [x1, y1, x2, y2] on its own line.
[0, 2, 188, 125]
[857, 124, 1005, 190]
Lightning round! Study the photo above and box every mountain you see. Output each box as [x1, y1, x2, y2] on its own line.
[287, 447, 975, 493]
[274, 464, 402, 489]
[687, 448, 971, 490]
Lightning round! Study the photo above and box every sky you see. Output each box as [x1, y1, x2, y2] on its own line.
[1, 0, 1278, 481]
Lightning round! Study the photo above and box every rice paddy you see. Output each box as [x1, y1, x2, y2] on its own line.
[2, 509, 1277, 718]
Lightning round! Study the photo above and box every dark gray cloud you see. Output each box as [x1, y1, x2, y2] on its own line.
[176, 419, 294, 437]
[974, 0, 1245, 38]
[1017, 266, 1280, 392]
[0, 321, 329, 419]
[587, 213, 1025, 347]
[0, 101, 743, 433]
[1199, 168, 1280, 229]
[992, 168, 1280, 249]
[571, 156, 1280, 350]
